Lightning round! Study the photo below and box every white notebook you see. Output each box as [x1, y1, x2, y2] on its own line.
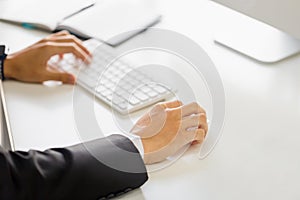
[0, 0, 161, 46]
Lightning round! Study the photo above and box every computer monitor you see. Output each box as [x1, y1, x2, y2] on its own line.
[211, 0, 300, 63]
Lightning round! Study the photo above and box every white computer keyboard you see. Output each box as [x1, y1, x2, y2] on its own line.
[49, 39, 173, 114]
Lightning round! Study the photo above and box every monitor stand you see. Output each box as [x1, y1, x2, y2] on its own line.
[214, 6, 300, 63]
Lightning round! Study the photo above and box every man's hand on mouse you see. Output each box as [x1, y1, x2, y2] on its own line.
[131, 100, 208, 164]
[3, 31, 91, 84]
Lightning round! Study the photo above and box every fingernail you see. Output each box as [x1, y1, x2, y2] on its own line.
[85, 57, 92, 64]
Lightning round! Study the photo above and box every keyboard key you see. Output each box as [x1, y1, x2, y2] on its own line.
[112, 96, 126, 105]
[106, 74, 115, 81]
[59, 62, 73, 71]
[153, 85, 168, 94]
[118, 62, 130, 70]
[148, 90, 158, 98]
[105, 93, 113, 101]
[95, 85, 107, 93]
[121, 83, 134, 90]
[107, 69, 118, 76]
[117, 102, 128, 110]
[78, 74, 96, 88]
[123, 68, 132, 73]
[49, 55, 59, 64]
[103, 81, 115, 89]
[115, 88, 129, 97]
[110, 76, 120, 83]
[57, 39, 174, 114]
[130, 79, 140, 86]
[129, 96, 140, 105]
[99, 89, 111, 97]
[134, 91, 149, 101]
[123, 76, 138, 85]
[89, 72, 99, 79]
[140, 86, 151, 93]
[63, 53, 75, 59]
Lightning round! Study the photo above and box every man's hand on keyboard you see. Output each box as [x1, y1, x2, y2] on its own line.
[131, 100, 208, 164]
[4, 31, 91, 84]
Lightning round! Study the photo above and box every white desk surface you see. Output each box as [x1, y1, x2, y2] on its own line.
[1, 0, 300, 199]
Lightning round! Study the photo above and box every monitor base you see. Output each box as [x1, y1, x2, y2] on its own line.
[214, 5, 300, 63]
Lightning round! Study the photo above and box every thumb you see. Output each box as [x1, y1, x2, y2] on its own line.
[42, 71, 75, 84]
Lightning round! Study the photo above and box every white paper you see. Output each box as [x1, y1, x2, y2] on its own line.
[59, 0, 161, 45]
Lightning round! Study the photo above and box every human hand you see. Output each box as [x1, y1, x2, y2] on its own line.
[4, 31, 91, 84]
[131, 100, 208, 164]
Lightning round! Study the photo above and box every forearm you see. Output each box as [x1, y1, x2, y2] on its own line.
[0, 134, 148, 200]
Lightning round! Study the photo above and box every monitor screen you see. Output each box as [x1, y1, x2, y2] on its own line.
[212, 0, 300, 40]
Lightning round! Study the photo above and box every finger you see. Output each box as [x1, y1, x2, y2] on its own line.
[186, 129, 205, 144]
[51, 30, 70, 37]
[154, 100, 182, 111]
[181, 102, 206, 117]
[163, 100, 183, 109]
[40, 42, 90, 63]
[41, 70, 75, 84]
[59, 54, 64, 60]
[47, 63, 65, 73]
[46, 35, 92, 57]
[198, 113, 208, 134]
[38, 31, 70, 44]
[194, 129, 206, 143]
[182, 114, 202, 129]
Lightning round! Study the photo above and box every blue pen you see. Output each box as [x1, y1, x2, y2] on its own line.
[20, 3, 95, 31]
[21, 23, 36, 30]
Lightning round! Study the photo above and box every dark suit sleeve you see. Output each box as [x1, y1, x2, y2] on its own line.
[0, 134, 148, 200]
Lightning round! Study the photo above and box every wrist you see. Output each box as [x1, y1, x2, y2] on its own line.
[3, 54, 15, 79]
[141, 138, 165, 164]
[141, 136, 165, 154]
